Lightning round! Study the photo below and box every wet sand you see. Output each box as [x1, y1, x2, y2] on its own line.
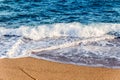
[0, 57, 120, 80]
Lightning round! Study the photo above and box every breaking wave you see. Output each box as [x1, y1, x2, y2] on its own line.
[0, 22, 120, 40]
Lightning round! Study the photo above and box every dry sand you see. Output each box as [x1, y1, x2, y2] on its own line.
[0, 57, 120, 80]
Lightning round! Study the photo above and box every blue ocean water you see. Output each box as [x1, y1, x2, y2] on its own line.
[0, 0, 120, 28]
[1, 0, 120, 68]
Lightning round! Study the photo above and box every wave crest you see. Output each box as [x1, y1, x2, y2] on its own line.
[0, 22, 120, 40]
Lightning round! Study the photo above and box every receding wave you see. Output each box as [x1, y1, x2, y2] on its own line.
[0, 22, 120, 68]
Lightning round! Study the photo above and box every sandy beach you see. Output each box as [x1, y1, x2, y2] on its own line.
[0, 57, 120, 80]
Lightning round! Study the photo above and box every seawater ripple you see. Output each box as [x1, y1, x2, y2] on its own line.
[0, 0, 120, 28]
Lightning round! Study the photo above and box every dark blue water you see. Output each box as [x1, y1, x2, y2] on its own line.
[0, 0, 120, 28]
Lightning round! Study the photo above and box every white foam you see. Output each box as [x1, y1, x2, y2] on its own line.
[0, 22, 120, 40]
[0, 22, 120, 68]
[6, 38, 25, 58]
[29, 35, 115, 53]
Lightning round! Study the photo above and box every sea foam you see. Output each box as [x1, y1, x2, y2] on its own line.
[0, 22, 120, 68]
[0, 22, 120, 40]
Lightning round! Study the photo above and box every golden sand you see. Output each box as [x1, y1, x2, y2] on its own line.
[0, 57, 120, 80]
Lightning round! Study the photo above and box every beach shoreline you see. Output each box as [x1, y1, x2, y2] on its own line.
[0, 57, 120, 80]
